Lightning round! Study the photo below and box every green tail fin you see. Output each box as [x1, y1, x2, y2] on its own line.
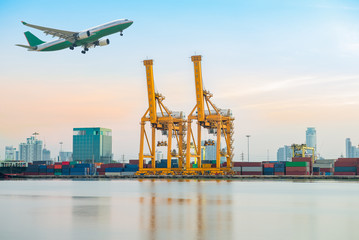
[24, 31, 45, 46]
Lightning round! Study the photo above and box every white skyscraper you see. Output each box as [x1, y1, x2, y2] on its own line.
[306, 127, 317, 150]
[346, 138, 352, 158]
[19, 136, 43, 162]
[277, 145, 292, 162]
[5, 146, 16, 160]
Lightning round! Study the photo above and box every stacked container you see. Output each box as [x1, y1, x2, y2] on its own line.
[24, 164, 39, 175]
[54, 163, 62, 176]
[232, 162, 241, 175]
[314, 159, 334, 175]
[292, 157, 313, 174]
[286, 161, 310, 175]
[334, 158, 359, 176]
[235, 162, 262, 175]
[38, 165, 47, 175]
[46, 165, 54, 175]
[274, 162, 286, 175]
[262, 163, 275, 175]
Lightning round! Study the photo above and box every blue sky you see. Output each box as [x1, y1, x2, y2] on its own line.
[1, 0, 359, 160]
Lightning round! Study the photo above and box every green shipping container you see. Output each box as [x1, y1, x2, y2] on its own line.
[70, 161, 78, 165]
[286, 162, 309, 167]
[192, 164, 198, 168]
[54, 172, 62, 176]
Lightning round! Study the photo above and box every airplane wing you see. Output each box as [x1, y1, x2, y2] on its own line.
[21, 21, 77, 42]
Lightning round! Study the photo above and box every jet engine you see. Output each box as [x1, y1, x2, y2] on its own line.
[96, 39, 110, 46]
[76, 30, 91, 40]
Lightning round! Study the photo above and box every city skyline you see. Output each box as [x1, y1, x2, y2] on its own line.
[1, 0, 359, 160]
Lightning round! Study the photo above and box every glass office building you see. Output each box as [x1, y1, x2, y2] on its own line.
[73, 127, 112, 163]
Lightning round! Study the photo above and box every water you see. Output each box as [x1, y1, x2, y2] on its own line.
[0, 179, 358, 240]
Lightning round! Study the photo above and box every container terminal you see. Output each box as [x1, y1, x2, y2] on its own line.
[1, 56, 359, 180]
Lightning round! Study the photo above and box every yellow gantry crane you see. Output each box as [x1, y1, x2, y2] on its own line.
[184, 55, 234, 175]
[291, 144, 316, 164]
[137, 59, 186, 175]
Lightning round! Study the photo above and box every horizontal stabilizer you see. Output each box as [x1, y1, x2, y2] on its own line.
[15, 44, 37, 51]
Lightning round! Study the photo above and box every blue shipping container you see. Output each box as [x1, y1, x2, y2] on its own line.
[105, 167, 124, 172]
[335, 167, 357, 172]
[124, 167, 139, 172]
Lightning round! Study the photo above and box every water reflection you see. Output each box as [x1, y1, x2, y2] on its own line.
[139, 180, 233, 240]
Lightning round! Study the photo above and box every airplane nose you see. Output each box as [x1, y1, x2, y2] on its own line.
[128, 20, 133, 26]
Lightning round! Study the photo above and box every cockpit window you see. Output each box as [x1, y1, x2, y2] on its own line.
[124, 19, 128, 21]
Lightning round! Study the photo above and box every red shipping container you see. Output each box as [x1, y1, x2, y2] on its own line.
[39, 173, 47, 176]
[263, 163, 275, 168]
[334, 172, 356, 176]
[292, 157, 312, 162]
[336, 158, 359, 165]
[313, 172, 320, 175]
[274, 172, 285, 175]
[241, 171, 262, 175]
[99, 172, 105, 175]
[233, 162, 262, 167]
[55, 162, 62, 165]
[319, 168, 333, 172]
[54, 165, 62, 169]
[129, 159, 139, 165]
[47, 165, 54, 169]
[286, 167, 309, 171]
[286, 170, 309, 175]
[62, 161, 70, 165]
[334, 161, 358, 167]
[46, 173, 54, 175]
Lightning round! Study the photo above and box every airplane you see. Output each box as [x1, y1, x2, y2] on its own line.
[16, 19, 133, 54]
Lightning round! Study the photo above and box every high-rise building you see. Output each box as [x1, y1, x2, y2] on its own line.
[59, 151, 72, 162]
[306, 127, 317, 151]
[73, 127, 112, 163]
[346, 138, 352, 158]
[42, 148, 51, 161]
[277, 145, 292, 162]
[19, 136, 43, 162]
[345, 138, 359, 158]
[5, 146, 16, 160]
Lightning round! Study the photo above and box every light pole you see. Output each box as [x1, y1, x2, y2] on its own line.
[246, 135, 250, 162]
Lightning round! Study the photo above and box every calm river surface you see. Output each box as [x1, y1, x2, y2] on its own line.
[0, 179, 358, 240]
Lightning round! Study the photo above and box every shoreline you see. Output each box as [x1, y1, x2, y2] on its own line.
[4, 175, 359, 181]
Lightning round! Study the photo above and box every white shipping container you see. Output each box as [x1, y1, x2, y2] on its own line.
[313, 163, 333, 168]
[232, 167, 241, 172]
[241, 167, 262, 172]
[105, 172, 122, 176]
[121, 172, 136, 176]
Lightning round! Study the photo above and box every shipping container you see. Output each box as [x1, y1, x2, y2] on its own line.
[241, 167, 262, 172]
[241, 171, 262, 175]
[334, 161, 358, 167]
[286, 162, 309, 167]
[334, 167, 357, 172]
[334, 172, 356, 176]
[232, 162, 262, 167]
[285, 170, 309, 175]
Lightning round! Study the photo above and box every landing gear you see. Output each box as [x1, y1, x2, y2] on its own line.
[81, 47, 89, 54]
[120, 31, 123, 36]
[69, 46, 74, 50]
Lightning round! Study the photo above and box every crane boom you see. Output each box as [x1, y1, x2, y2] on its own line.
[144, 60, 157, 124]
[191, 55, 205, 122]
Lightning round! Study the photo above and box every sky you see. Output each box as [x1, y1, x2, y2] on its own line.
[1, 0, 359, 161]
